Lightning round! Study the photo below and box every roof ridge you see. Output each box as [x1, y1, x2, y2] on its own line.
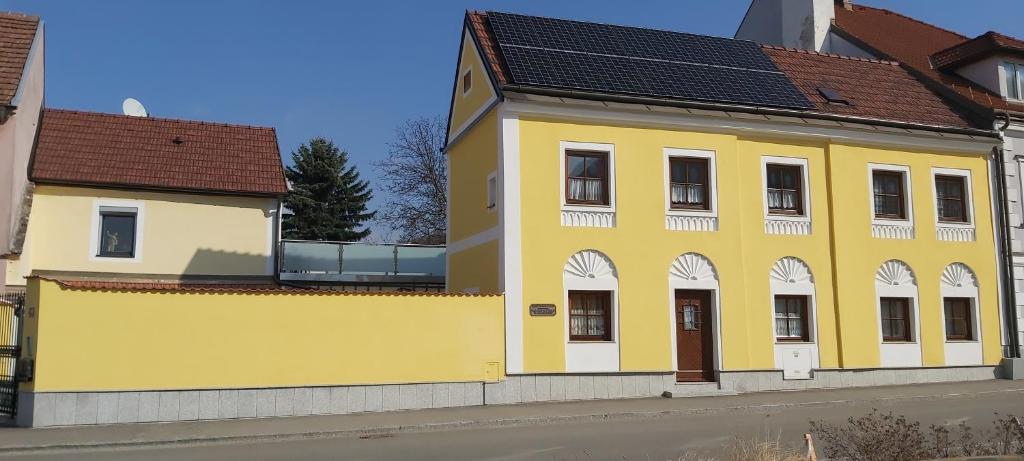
[760, 44, 899, 65]
[846, 3, 967, 40]
[43, 107, 276, 132]
[483, 10, 750, 44]
[0, 11, 40, 22]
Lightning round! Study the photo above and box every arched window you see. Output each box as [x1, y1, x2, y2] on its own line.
[940, 263, 982, 365]
[769, 257, 818, 379]
[563, 250, 619, 372]
[874, 260, 921, 367]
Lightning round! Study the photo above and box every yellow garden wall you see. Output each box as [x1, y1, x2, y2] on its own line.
[20, 279, 505, 392]
[7, 185, 277, 285]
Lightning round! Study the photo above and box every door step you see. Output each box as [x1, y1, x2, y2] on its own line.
[661, 382, 737, 398]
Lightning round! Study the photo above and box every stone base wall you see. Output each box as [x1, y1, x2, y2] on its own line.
[16, 381, 485, 428]
[15, 366, 1003, 427]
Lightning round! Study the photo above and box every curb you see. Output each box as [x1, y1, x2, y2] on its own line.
[2, 387, 1023, 454]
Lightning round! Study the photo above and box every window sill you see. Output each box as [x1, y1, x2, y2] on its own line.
[561, 207, 615, 228]
[665, 213, 718, 232]
[944, 339, 978, 343]
[568, 340, 616, 344]
[881, 341, 918, 345]
[935, 223, 976, 242]
[775, 340, 814, 344]
[871, 221, 915, 240]
[765, 215, 810, 235]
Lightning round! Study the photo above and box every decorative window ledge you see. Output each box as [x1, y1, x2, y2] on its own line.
[665, 213, 718, 232]
[765, 217, 810, 235]
[561, 209, 615, 228]
[936, 224, 975, 242]
[872, 222, 915, 240]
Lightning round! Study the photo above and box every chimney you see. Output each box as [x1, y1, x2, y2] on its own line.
[735, 0, 836, 52]
[840, 0, 853, 11]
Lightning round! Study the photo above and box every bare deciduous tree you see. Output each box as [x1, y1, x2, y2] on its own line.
[374, 116, 447, 244]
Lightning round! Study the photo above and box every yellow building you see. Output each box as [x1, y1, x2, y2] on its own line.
[6, 109, 287, 286]
[448, 11, 1005, 400]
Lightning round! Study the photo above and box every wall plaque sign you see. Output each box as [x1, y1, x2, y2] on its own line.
[529, 304, 556, 316]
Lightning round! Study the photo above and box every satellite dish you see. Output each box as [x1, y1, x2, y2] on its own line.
[122, 98, 148, 117]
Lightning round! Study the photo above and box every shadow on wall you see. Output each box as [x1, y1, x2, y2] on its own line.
[184, 248, 271, 277]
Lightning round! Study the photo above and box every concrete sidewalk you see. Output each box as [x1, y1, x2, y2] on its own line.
[0, 380, 1021, 453]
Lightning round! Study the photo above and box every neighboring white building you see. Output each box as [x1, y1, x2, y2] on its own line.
[0, 13, 44, 289]
[737, 0, 1024, 361]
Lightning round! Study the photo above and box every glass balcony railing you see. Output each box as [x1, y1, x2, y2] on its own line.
[278, 240, 445, 284]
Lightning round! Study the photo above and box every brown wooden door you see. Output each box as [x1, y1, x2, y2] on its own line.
[675, 290, 715, 382]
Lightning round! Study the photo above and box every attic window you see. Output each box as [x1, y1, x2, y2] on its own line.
[817, 87, 851, 105]
[462, 68, 472, 95]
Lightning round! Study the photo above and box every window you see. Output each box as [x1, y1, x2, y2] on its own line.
[98, 208, 137, 258]
[669, 157, 709, 210]
[486, 173, 497, 209]
[766, 164, 803, 215]
[568, 290, 612, 341]
[935, 175, 969, 223]
[774, 295, 809, 342]
[565, 150, 609, 206]
[944, 297, 973, 341]
[873, 170, 906, 219]
[880, 297, 912, 342]
[1004, 62, 1022, 100]
[462, 68, 472, 95]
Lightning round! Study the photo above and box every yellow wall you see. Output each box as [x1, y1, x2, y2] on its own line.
[7, 185, 276, 285]
[448, 239, 500, 293]
[513, 116, 1000, 373]
[21, 279, 505, 392]
[448, 29, 496, 140]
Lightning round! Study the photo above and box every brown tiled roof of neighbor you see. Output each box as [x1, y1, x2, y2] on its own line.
[833, 2, 1024, 114]
[932, 31, 1024, 70]
[31, 109, 289, 196]
[467, 11, 508, 85]
[0, 12, 39, 107]
[762, 46, 974, 129]
[42, 277, 502, 296]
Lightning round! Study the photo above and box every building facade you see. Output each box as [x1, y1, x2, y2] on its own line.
[447, 11, 1004, 397]
[737, 0, 1024, 360]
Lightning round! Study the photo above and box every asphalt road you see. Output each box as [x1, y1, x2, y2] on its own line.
[3, 388, 1019, 461]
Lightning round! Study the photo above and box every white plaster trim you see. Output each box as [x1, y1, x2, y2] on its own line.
[931, 167, 976, 241]
[265, 200, 277, 276]
[768, 257, 820, 378]
[500, 100, 998, 156]
[89, 199, 144, 263]
[663, 148, 718, 232]
[874, 260, 923, 368]
[447, 29, 498, 145]
[761, 155, 811, 235]
[867, 163, 915, 240]
[940, 263, 983, 366]
[448, 225, 500, 255]
[500, 112, 524, 374]
[667, 253, 724, 376]
[559, 141, 616, 228]
[564, 250, 620, 373]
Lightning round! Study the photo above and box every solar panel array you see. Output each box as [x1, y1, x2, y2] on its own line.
[486, 12, 814, 110]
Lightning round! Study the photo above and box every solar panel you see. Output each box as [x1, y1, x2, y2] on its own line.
[486, 12, 814, 110]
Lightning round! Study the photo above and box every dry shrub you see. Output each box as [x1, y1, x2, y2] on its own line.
[677, 432, 806, 461]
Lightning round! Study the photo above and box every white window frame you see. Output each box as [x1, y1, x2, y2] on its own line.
[663, 148, 718, 218]
[486, 171, 497, 212]
[1002, 61, 1023, 101]
[931, 167, 976, 238]
[867, 163, 915, 239]
[761, 156, 811, 234]
[559, 141, 616, 212]
[461, 67, 473, 97]
[89, 199, 144, 263]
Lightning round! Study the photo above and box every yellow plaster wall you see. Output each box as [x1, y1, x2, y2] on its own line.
[448, 29, 496, 140]
[514, 117, 1000, 374]
[448, 239, 500, 293]
[21, 279, 505, 392]
[7, 185, 276, 284]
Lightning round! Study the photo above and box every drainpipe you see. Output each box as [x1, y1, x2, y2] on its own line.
[995, 112, 1021, 358]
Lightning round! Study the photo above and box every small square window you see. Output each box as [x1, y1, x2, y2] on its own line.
[872, 170, 906, 219]
[98, 209, 137, 258]
[766, 164, 804, 215]
[935, 175, 969, 223]
[669, 157, 710, 210]
[568, 290, 612, 341]
[1004, 62, 1022, 100]
[486, 174, 497, 209]
[462, 68, 472, 95]
[565, 150, 609, 206]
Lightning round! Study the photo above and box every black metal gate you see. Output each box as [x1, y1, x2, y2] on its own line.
[0, 290, 23, 417]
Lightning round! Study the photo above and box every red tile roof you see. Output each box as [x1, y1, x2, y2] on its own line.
[41, 277, 501, 296]
[31, 109, 289, 196]
[467, 11, 507, 85]
[932, 31, 1024, 70]
[762, 46, 973, 129]
[0, 12, 40, 107]
[833, 3, 1024, 115]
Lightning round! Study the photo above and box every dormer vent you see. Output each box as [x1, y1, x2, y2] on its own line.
[817, 87, 851, 105]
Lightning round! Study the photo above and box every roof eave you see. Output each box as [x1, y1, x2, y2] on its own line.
[501, 83, 997, 138]
[29, 178, 287, 199]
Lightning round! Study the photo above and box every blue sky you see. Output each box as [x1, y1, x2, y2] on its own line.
[3, 0, 1021, 239]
